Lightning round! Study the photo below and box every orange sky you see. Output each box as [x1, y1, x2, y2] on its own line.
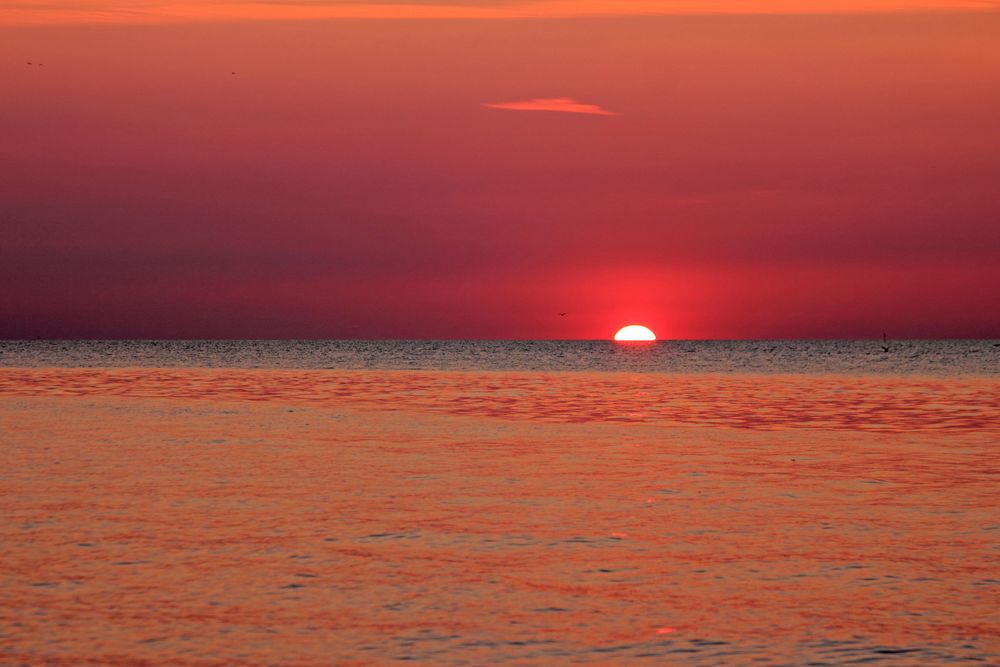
[3, 0, 1000, 25]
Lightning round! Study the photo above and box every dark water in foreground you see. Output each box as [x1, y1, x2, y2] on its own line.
[1, 339, 998, 375]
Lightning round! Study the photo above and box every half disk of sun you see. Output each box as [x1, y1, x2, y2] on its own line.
[614, 325, 656, 341]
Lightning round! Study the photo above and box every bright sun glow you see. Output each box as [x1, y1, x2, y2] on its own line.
[614, 324, 656, 341]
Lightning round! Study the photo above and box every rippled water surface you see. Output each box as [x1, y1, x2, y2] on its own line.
[2, 338, 998, 375]
[1, 348, 998, 665]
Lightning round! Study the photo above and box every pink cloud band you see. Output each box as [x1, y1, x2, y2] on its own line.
[483, 97, 618, 116]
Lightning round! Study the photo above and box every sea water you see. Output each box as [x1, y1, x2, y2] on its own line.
[1, 339, 998, 375]
[1, 342, 998, 665]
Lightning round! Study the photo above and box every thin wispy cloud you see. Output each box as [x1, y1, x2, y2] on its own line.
[483, 97, 618, 116]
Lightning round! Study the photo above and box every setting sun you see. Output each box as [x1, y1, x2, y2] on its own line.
[613, 324, 656, 341]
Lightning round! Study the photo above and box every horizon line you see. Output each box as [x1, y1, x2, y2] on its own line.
[2, 337, 997, 342]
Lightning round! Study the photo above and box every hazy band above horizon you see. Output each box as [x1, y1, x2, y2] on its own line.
[3, 0, 1000, 26]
